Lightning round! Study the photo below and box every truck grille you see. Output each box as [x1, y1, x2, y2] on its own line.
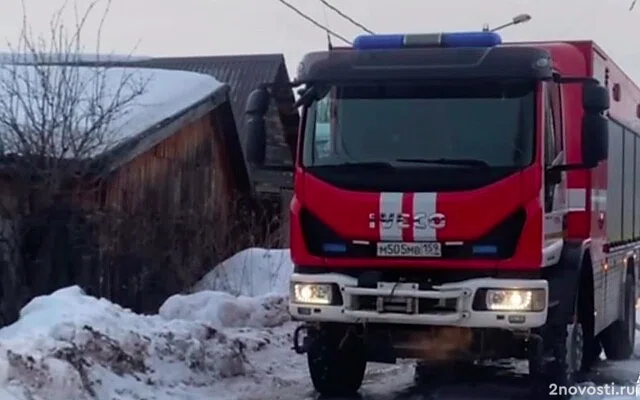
[354, 295, 458, 314]
[300, 207, 526, 260]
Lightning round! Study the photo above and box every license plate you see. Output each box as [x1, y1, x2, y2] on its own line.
[376, 242, 442, 258]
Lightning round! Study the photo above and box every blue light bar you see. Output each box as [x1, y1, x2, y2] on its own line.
[353, 31, 502, 50]
[353, 34, 405, 50]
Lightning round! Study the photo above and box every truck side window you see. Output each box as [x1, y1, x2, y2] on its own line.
[544, 87, 557, 166]
[314, 96, 332, 158]
[544, 85, 558, 213]
[549, 82, 564, 154]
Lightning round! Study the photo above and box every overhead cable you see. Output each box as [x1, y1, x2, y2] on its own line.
[319, 0, 375, 34]
[275, 0, 352, 45]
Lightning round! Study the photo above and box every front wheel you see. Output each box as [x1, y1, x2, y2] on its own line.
[529, 322, 583, 400]
[307, 325, 367, 397]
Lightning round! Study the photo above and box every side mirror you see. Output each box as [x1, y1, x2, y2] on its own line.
[581, 112, 609, 168]
[245, 87, 271, 166]
[583, 81, 609, 113]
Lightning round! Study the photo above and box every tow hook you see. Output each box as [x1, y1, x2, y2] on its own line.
[293, 324, 313, 354]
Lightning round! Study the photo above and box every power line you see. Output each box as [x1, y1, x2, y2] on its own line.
[319, 0, 374, 34]
[275, 0, 352, 45]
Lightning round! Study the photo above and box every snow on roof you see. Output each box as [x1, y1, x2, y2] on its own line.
[0, 52, 152, 63]
[0, 64, 225, 158]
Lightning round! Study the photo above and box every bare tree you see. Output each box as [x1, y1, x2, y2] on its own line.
[0, 0, 148, 176]
[0, 0, 148, 325]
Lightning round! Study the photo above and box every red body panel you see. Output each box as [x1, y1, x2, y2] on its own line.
[578, 42, 640, 264]
[290, 167, 542, 270]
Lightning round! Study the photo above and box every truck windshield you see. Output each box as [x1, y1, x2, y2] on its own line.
[302, 81, 535, 169]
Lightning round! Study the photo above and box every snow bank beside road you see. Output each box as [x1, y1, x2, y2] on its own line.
[0, 286, 251, 400]
[0, 248, 297, 400]
[159, 291, 289, 328]
[193, 248, 294, 296]
[161, 248, 293, 328]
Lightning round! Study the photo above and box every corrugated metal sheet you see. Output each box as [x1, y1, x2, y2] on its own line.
[129, 54, 295, 166]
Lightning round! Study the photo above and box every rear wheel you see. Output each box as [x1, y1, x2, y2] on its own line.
[600, 269, 636, 360]
[307, 325, 367, 397]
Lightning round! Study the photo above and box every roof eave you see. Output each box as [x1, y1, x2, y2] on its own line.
[99, 83, 231, 173]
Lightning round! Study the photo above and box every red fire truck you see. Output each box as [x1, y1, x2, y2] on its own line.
[244, 31, 639, 398]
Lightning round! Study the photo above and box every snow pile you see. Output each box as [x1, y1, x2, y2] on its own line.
[159, 248, 293, 331]
[193, 248, 294, 296]
[159, 291, 289, 329]
[0, 286, 252, 399]
[0, 248, 297, 400]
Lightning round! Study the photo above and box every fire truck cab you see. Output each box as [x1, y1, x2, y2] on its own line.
[243, 31, 638, 398]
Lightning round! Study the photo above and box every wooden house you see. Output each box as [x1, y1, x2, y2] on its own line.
[0, 64, 252, 313]
[122, 54, 300, 243]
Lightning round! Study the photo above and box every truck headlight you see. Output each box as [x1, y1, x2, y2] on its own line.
[292, 283, 332, 305]
[485, 289, 546, 312]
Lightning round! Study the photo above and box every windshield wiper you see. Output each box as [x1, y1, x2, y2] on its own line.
[318, 161, 395, 170]
[395, 158, 490, 168]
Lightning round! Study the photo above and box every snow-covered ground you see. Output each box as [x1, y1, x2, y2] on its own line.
[0, 248, 303, 400]
[0, 247, 638, 400]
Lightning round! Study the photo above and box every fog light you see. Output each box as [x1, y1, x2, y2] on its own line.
[485, 289, 545, 312]
[292, 283, 332, 305]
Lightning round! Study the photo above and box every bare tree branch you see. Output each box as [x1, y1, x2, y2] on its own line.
[0, 0, 149, 324]
[0, 0, 149, 172]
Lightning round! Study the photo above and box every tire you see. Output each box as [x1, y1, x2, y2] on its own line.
[530, 305, 585, 399]
[578, 271, 601, 373]
[600, 270, 636, 360]
[307, 325, 367, 396]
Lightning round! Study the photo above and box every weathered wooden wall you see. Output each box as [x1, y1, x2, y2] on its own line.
[0, 177, 24, 325]
[102, 109, 228, 216]
[0, 178, 20, 260]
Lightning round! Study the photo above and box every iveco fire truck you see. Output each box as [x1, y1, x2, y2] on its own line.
[244, 31, 640, 397]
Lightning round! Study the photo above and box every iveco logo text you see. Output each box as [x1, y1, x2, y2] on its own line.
[428, 213, 446, 229]
[368, 212, 446, 230]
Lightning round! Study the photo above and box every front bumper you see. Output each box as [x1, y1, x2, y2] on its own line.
[289, 273, 548, 329]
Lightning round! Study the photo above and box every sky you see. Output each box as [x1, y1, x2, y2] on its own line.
[0, 0, 639, 82]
